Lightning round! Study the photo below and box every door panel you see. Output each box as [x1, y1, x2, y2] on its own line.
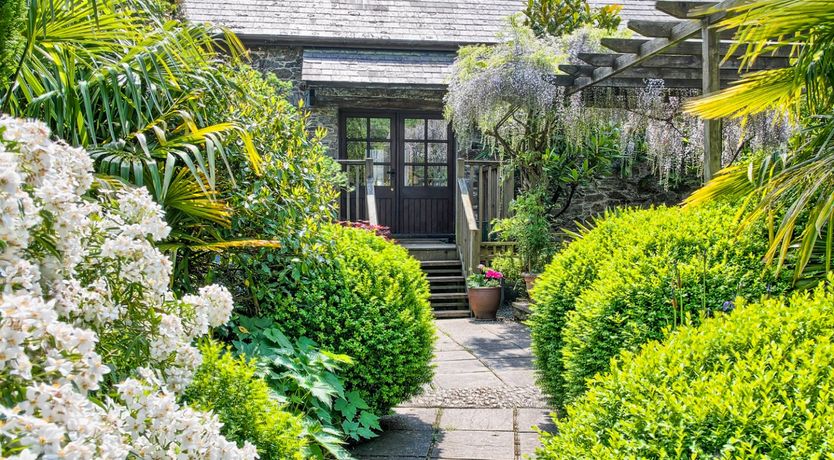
[340, 111, 454, 236]
[397, 114, 453, 236]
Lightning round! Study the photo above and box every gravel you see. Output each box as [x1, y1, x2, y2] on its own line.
[496, 302, 515, 320]
[404, 386, 549, 409]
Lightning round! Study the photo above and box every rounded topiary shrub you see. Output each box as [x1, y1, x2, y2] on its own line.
[530, 204, 790, 409]
[184, 341, 307, 460]
[257, 223, 436, 414]
[538, 280, 834, 459]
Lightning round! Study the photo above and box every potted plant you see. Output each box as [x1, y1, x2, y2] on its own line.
[467, 266, 504, 320]
[492, 190, 553, 295]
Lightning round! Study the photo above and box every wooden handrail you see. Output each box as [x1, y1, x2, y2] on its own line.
[335, 157, 379, 226]
[455, 158, 515, 279]
[365, 157, 378, 226]
[457, 178, 479, 232]
[456, 159, 482, 279]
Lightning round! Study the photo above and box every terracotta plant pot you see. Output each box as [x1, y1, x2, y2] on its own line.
[522, 273, 540, 294]
[468, 286, 502, 320]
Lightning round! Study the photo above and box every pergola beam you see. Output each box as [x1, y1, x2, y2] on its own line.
[628, 19, 735, 39]
[553, 74, 710, 89]
[655, 1, 718, 19]
[575, 52, 788, 70]
[567, 0, 746, 96]
[599, 38, 793, 58]
[560, 64, 741, 81]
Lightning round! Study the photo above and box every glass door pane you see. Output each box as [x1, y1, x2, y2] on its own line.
[401, 118, 449, 188]
[344, 116, 393, 186]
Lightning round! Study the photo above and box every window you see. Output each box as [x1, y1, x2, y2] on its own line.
[345, 116, 392, 186]
[403, 118, 449, 187]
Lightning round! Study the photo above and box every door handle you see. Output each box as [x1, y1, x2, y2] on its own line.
[386, 170, 396, 176]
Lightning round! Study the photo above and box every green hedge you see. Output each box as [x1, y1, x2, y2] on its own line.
[530, 204, 789, 409]
[184, 341, 307, 460]
[538, 279, 834, 459]
[247, 224, 436, 415]
[0, 0, 25, 89]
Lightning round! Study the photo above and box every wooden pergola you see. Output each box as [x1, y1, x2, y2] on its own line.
[551, 0, 790, 181]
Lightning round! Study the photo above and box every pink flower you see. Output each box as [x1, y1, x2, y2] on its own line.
[485, 269, 503, 280]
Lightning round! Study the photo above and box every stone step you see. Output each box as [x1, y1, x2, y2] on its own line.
[421, 260, 461, 268]
[427, 275, 465, 283]
[423, 268, 463, 276]
[430, 292, 468, 301]
[434, 310, 471, 319]
[405, 246, 459, 261]
[430, 284, 465, 293]
[432, 303, 469, 310]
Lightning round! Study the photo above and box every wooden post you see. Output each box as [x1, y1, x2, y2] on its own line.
[455, 158, 465, 247]
[702, 22, 723, 182]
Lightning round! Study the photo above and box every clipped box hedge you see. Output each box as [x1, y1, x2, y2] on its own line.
[538, 280, 834, 459]
[530, 204, 790, 409]
[263, 223, 436, 415]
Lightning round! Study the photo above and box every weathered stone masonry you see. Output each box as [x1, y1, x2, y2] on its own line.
[250, 45, 446, 156]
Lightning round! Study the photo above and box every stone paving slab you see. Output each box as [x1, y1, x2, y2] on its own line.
[434, 359, 491, 375]
[430, 430, 515, 460]
[480, 357, 535, 371]
[433, 372, 503, 389]
[517, 408, 557, 433]
[437, 334, 465, 352]
[439, 408, 513, 432]
[519, 432, 544, 458]
[494, 370, 537, 387]
[467, 346, 532, 360]
[351, 429, 434, 458]
[380, 407, 438, 432]
[434, 350, 475, 361]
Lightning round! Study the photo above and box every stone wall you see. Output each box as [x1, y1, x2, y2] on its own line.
[249, 46, 304, 91]
[249, 44, 446, 156]
[551, 165, 693, 236]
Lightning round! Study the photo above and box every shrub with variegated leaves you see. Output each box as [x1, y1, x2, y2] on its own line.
[0, 116, 256, 459]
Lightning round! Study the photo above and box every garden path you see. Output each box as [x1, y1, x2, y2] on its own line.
[351, 318, 555, 460]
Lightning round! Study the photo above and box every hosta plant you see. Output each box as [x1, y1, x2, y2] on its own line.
[231, 316, 380, 460]
[0, 116, 253, 458]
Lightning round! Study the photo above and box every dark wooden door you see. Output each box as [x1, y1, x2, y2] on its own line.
[396, 114, 454, 236]
[340, 113, 396, 229]
[340, 111, 454, 236]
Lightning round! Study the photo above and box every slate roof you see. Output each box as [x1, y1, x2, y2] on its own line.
[302, 49, 454, 87]
[588, 0, 672, 23]
[183, 0, 674, 87]
[185, 0, 671, 48]
[184, 0, 522, 48]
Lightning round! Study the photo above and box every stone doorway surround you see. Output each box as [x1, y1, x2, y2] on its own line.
[351, 319, 556, 460]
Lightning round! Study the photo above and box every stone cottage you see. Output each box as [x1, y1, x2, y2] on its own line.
[183, 0, 677, 237]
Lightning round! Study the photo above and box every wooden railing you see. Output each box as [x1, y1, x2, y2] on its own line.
[455, 158, 514, 277]
[455, 173, 481, 278]
[461, 159, 513, 240]
[336, 157, 378, 226]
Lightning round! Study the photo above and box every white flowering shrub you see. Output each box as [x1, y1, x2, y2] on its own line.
[0, 116, 256, 459]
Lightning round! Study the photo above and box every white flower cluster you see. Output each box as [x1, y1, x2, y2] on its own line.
[0, 116, 255, 459]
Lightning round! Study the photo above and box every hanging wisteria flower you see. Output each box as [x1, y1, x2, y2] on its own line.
[0, 116, 254, 459]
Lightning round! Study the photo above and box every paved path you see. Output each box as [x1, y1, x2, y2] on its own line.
[351, 319, 556, 460]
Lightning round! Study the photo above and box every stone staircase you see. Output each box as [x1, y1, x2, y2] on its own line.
[400, 240, 470, 319]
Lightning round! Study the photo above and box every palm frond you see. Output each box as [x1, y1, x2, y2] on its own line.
[4, 0, 261, 224]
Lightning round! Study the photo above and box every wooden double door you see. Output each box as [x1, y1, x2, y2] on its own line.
[340, 110, 455, 237]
